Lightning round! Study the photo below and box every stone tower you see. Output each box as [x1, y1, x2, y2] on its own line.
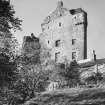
[40, 1, 87, 64]
[22, 33, 40, 63]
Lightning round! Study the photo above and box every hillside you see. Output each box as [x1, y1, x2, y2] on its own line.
[24, 87, 105, 105]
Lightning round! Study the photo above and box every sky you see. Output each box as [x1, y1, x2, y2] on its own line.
[10, 0, 105, 59]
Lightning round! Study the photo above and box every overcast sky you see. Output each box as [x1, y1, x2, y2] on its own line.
[11, 0, 105, 59]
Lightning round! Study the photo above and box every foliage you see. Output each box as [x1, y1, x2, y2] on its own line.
[0, 53, 17, 87]
[10, 63, 50, 104]
[64, 60, 80, 80]
[50, 60, 80, 88]
[0, 1, 22, 104]
[0, 0, 21, 57]
[0, 52, 20, 104]
[0, 60, 50, 104]
[85, 72, 103, 84]
[0, 0, 22, 33]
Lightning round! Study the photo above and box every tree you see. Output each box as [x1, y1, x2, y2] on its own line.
[0, 0, 22, 84]
[11, 63, 50, 104]
[56, 60, 80, 87]
[0, 0, 22, 33]
[85, 72, 103, 85]
[0, 0, 22, 57]
[0, 1, 23, 104]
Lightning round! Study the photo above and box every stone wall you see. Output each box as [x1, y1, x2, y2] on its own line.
[22, 33, 40, 64]
[71, 9, 87, 60]
[40, 1, 87, 64]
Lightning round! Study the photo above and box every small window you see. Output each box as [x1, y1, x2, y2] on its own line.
[48, 52, 50, 56]
[42, 27, 45, 31]
[72, 39, 76, 45]
[55, 52, 60, 62]
[55, 40, 60, 47]
[72, 52, 76, 60]
[48, 40, 49, 44]
[75, 22, 83, 26]
[59, 22, 61, 27]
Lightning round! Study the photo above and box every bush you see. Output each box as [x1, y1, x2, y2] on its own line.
[11, 63, 50, 104]
[47, 60, 80, 88]
[57, 60, 80, 87]
[85, 72, 103, 85]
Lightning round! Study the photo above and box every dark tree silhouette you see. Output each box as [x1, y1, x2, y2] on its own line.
[0, 0, 22, 33]
[0, 0, 22, 87]
[0, 0, 22, 56]
[0, 1, 22, 104]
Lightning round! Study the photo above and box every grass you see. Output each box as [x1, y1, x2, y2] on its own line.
[23, 87, 105, 105]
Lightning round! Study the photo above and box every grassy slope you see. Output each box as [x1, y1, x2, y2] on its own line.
[24, 87, 105, 105]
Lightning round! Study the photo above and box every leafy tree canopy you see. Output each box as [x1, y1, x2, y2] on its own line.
[0, 0, 22, 33]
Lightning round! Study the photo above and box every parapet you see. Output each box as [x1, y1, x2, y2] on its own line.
[70, 8, 87, 15]
[23, 33, 39, 42]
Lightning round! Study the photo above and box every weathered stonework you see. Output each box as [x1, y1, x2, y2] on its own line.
[39, 1, 87, 64]
[22, 33, 40, 63]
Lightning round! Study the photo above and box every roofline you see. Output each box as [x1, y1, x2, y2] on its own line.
[70, 8, 87, 15]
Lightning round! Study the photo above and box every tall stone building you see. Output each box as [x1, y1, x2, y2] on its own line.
[39, 1, 87, 63]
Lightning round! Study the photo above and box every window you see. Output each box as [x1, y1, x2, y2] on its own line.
[55, 52, 60, 62]
[72, 39, 76, 45]
[48, 40, 49, 44]
[42, 27, 45, 31]
[75, 22, 83, 26]
[55, 40, 60, 47]
[74, 16, 76, 19]
[59, 22, 61, 27]
[72, 52, 76, 60]
[48, 52, 50, 56]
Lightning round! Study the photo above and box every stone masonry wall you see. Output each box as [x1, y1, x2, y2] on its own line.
[40, 1, 87, 64]
[22, 33, 40, 64]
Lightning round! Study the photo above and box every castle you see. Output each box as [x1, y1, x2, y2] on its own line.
[39, 1, 87, 63]
[22, 1, 105, 91]
[22, 1, 88, 64]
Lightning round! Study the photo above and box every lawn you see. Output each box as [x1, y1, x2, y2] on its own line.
[24, 87, 105, 105]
